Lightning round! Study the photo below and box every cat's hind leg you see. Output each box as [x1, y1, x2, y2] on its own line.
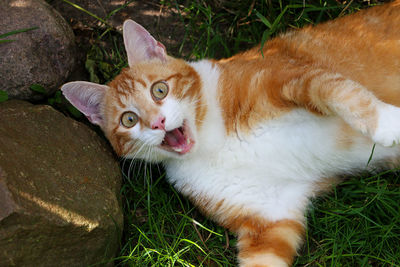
[235, 218, 304, 267]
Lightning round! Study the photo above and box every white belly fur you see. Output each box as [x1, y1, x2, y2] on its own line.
[164, 60, 400, 222]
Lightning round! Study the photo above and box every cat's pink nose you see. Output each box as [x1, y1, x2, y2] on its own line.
[151, 116, 166, 130]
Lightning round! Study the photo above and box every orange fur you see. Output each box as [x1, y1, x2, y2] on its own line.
[216, 1, 400, 137]
[238, 219, 304, 266]
[103, 58, 205, 156]
[89, 1, 400, 266]
[186, 190, 304, 266]
[191, 2, 400, 265]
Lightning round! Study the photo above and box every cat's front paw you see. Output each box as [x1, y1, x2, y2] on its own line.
[372, 104, 400, 147]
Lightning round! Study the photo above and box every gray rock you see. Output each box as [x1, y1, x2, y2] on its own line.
[0, 100, 123, 267]
[0, 0, 77, 100]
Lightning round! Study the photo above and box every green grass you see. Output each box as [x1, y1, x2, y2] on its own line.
[52, 0, 400, 266]
[0, 26, 38, 43]
[115, 165, 400, 266]
[299, 171, 400, 266]
[115, 162, 237, 266]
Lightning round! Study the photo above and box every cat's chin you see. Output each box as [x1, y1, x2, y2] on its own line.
[159, 120, 195, 155]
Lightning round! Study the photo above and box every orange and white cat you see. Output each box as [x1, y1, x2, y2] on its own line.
[61, 1, 400, 266]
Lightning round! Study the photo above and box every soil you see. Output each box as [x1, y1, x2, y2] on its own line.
[50, 0, 191, 81]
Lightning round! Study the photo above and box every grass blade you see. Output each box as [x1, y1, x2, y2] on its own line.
[0, 26, 38, 39]
[61, 0, 109, 26]
[0, 90, 8, 102]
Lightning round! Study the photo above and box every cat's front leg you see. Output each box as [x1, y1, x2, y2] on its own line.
[370, 103, 400, 147]
[235, 218, 304, 267]
[282, 70, 400, 147]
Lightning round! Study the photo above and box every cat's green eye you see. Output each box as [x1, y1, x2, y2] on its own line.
[120, 111, 138, 128]
[151, 81, 169, 101]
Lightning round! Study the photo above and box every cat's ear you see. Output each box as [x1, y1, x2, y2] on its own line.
[61, 81, 108, 126]
[123, 19, 167, 67]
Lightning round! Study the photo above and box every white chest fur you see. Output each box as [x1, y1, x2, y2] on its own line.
[164, 60, 400, 222]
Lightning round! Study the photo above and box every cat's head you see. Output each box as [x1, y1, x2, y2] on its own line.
[61, 20, 205, 162]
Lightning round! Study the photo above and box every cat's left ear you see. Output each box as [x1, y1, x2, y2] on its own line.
[123, 19, 167, 67]
[61, 81, 109, 127]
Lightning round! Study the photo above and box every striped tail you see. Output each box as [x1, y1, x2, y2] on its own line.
[236, 219, 304, 267]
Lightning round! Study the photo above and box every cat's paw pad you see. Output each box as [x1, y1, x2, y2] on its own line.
[372, 104, 400, 147]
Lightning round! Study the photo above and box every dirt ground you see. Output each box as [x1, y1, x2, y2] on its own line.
[51, 0, 191, 80]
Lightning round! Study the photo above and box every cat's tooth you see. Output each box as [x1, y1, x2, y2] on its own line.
[187, 138, 190, 144]
[174, 147, 182, 152]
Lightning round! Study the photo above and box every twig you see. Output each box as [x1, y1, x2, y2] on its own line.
[192, 222, 210, 251]
[223, 229, 230, 251]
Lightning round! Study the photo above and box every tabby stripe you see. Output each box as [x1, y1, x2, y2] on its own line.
[238, 219, 304, 266]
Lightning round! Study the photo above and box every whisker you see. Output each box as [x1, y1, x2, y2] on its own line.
[120, 157, 131, 181]
[146, 147, 154, 185]
[128, 158, 140, 181]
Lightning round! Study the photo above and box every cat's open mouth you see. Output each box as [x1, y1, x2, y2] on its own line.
[160, 120, 194, 155]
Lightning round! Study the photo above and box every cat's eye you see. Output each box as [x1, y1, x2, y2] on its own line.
[120, 111, 139, 128]
[151, 81, 169, 101]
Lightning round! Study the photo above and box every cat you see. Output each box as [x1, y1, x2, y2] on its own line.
[61, 1, 400, 266]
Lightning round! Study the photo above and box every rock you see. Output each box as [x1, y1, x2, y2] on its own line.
[0, 100, 123, 266]
[0, 0, 77, 100]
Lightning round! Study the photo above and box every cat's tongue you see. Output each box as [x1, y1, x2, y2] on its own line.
[163, 127, 193, 154]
